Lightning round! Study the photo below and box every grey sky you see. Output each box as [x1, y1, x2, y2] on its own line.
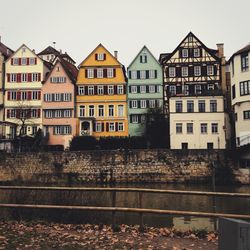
[0, 0, 249, 66]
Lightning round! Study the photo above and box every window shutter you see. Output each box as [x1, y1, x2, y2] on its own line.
[155, 70, 157, 78]
[95, 54, 98, 60]
[201, 66, 206, 76]
[129, 86, 131, 93]
[138, 100, 141, 108]
[114, 85, 117, 95]
[145, 56, 147, 63]
[146, 86, 149, 93]
[85, 69, 88, 78]
[124, 85, 126, 94]
[18, 58, 21, 65]
[137, 71, 140, 79]
[176, 67, 181, 77]
[115, 122, 118, 131]
[146, 100, 149, 108]
[140, 56, 142, 63]
[61, 93, 64, 101]
[16, 109, 20, 118]
[7, 74, 10, 82]
[130, 115, 132, 123]
[113, 69, 116, 77]
[104, 86, 107, 95]
[28, 91, 32, 100]
[106, 123, 109, 132]
[38, 109, 41, 118]
[189, 48, 193, 58]
[11, 58, 13, 65]
[214, 65, 217, 75]
[129, 101, 132, 108]
[93, 123, 96, 132]
[137, 86, 140, 93]
[146, 70, 149, 79]
[35, 58, 37, 64]
[103, 69, 107, 78]
[28, 73, 32, 82]
[17, 92, 21, 100]
[102, 123, 104, 132]
[38, 91, 41, 100]
[189, 67, 194, 77]
[7, 110, 10, 118]
[129, 71, 131, 79]
[27, 58, 30, 65]
[104, 54, 106, 60]
[94, 69, 97, 78]
[138, 115, 141, 123]
[38, 73, 41, 81]
[17, 73, 21, 83]
[7, 92, 10, 100]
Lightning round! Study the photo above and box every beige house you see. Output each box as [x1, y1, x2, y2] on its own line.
[229, 44, 250, 147]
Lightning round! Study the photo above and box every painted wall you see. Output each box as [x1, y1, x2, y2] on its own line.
[0, 53, 4, 121]
[127, 46, 163, 136]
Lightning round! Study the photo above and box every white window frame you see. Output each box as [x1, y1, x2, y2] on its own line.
[55, 93, 61, 101]
[87, 69, 94, 78]
[149, 100, 155, 108]
[149, 70, 155, 79]
[131, 115, 139, 123]
[140, 85, 146, 93]
[89, 105, 95, 117]
[78, 86, 85, 95]
[88, 86, 94, 95]
[194, 66, 201, 76]
[13, 58, 19, 65]
[109, 122, 115, 132]
[195, 85, 202, 94]
[118, 122, 124, 131]
[182, 49, 188, 58]
[149, 85, 155, 93]
[169, 67, 176, 77]
[140, 70, 146, 79]
[118, 105, 124, 117]
[107, 68, 114, 78]
[131, 71, 137, 79]
[21, 73, 27, 82]
[194, 48, 200, 57]
[141, 100, 147, 109]
[108, 105, 114, 117]
[79, 105, 85, 117]
[211, 123, 218, 134]
[131, 100, 138, 108]
[95, 122, 102, 132]
[97, 53, 105, 61]
[98, 105, 104, 117]
[97, 85, 104, 95]
[108, 85, 114, 95]
[131, 86, 137, 94]
[97, 69, 103, 78]
[32, 73, 39, 82]
[117, 85, 123, 95]
[64, 110, 71, 117]
[181, 67, 188, 77]
[10, 74, 16, 82]
[29, 58, 35, 65]
[21, 58, 27, 65]
[201, 123, 207, 134]
[207, 65, 214, 76]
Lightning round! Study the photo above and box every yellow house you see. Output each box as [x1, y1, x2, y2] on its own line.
[76, 44, 128, 137]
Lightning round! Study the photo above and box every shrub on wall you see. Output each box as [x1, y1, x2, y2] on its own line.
[129, 136, 147, 149]
[70, 136, 97, 151]
[99, 137, 129, 150]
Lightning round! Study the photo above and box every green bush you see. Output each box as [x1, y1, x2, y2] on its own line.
[70, 136, 97, 151]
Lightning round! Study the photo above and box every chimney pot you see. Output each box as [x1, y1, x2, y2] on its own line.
[114, 50, 118, 59]
[216, 43, 224, 57]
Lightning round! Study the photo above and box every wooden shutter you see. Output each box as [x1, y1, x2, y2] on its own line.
[28, 91, 32, 100]
[113, 69, 116, 77]
[17, 73, 21, 83]
[35, 58, 37, 64]
[138, 115, 141, 123]
[94, 69, 97, 78]
[85, 69, 88, 78]
[27, 58, 30, 65]
[104, 54, 106, 60]
[137, 86, 140, 93]
[201, 66, 206, 76]
[114, 85, 117, 95]
[38, 91, 41, 100]
[115, 122, 118, 131]
[146, 70, 149, 79]
[214, 65, 217, 75]
[104, 86, 107, 95]
[155, 70, 157, 78]
[138, 100, 141, 108]
[146, 86, 149, 93]
[102, 123, 104, 132]
[129, 86, 131, 93]
[93, 123, 96, 132]
[103, 69, 107, 78]
[129, 71, 131, 79]
[38, 73, 41, 81]
[11, 58, 13, 65]
[189, 67, 194, 77]
[7, 74, 10, 82]
[95, 54, 98, 60]
[37, 109, 41, 118]
[130, 115, 132, 123]
[18, 58, 21, 65]
[106, 123, 109, 132]
[28, 73, 32, 82]
[137, 71, 140, 79]
[129, 101, 132, 108]
[140, 56, 142, 63]
[16, 109, 20, 118]
[7, 110, 10, 118]
[17, 92, 21, 100]
[124, 85, 126, 94]
[7, 92, 10, 100]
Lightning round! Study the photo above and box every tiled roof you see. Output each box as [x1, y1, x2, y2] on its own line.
[60, 58, 78, 83]
[38, 46, 61, 56]
[0, 42, 14, 59]
[159, 53, 170, 64]
[61, 53, 76, 64]
[229, 44, 250, 62]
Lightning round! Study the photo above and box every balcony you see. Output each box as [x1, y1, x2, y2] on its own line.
[168, 89, 223, 98]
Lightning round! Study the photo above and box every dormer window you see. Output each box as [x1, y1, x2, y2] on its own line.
[96, 53, 105, 61]
[182, 49, 188, 58]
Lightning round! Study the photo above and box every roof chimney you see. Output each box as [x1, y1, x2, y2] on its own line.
[59, 49, 62, 54]
[216, 43, 224, 58]
[114, 50, 118, 59]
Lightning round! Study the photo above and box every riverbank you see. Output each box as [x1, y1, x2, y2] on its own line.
[0, 220, 218, 250]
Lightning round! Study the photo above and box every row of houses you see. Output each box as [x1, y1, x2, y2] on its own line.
[0, 32, 249, 152]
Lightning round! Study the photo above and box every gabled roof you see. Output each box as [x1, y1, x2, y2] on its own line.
[229, 43, 250, 62]
[161, 32, 220, 64]
[78, 43, 123, 67]
[127, 45, 161, 69]
[38, 46, 61, 56]
[159, 53, 170, 64]
[0, 42, 14, 59]
[60, 53, 76, 64]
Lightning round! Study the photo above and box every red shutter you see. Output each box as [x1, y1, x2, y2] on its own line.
[95, 54, 98, 60]
[27, 109, 31, 119]
[38, 109, 41, 118]
[103, 69, 107, 78]
[7, 74, 10, 82]
[114, 85, 117, 95]
[104, 54, 106, 60]
[85, 69, 88, 78]
[7, 92, 10, 100]
[17, 73, 21, 83]
[115, 122, 118, 132]
[27, 58, 29, 65]
[35, 58, 37, 64]
[28, 91, 32, 100]
[94, 69, 97, 78]
[18, 58, 21, 65]
[106, 123, 109, 132]
[38, 73, 41, 81]
[38, 91, 41, 100]
[113, 69, 116, 77]
[17, 92, 21, 100]
[11, 58, 13, 65]
[28, 73, 32, 82]
[16, 109, 20, 118]
[7, 110, 10, 118]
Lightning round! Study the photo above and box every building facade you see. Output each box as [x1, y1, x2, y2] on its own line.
[42, 59, 78, 148]
[229, 44, 250, 147]
[76, 44, 128, 137]
[160, 32, 228, 149]
[4, 44, 50, 137]
[127, 46, 163, 136]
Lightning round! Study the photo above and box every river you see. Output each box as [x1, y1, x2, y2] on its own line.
[0, 183, 250, 231]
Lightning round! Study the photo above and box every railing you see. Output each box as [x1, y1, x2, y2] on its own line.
[0, 186, 250, 230]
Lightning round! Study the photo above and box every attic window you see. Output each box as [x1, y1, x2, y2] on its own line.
[140, 54, 147, 63]
[182, 49, 188, 58]
[57, 66, 60, 72]
[96, 53, 105, 61]
[188, 36, 193, 42]
[22, 47, 26, 53]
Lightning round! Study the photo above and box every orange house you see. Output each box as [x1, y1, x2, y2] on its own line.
[76, 44, 128, 137]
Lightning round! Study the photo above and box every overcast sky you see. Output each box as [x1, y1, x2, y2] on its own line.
[0, 0, 249, 66]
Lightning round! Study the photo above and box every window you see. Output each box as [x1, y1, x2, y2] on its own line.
[181, 67, 188, 77]
[210, 100, 217, 112]
[54, 126, 71, 135]
[140, 54, 147, 63]
[169, 67, 176, 77]
[78, 86, 85, 95]
[79, 106, 85, 117]
[131, 86, 137, 94]
[187, 100, 194, 112]
[241, 54, 249, 72]
[21, 73, 27, 82]
[10, 74, 16, 82]
[176, 123, 182, 133]
[208, 84, 214, 90]
[54, 110, 61, 118]
[10, 109, 16, 118]
[149, 70, 155, 79]
[54, 93, 61, 101]
[32, 73, 39, 82]
[149, 85, 155, 93]
[13, 58, 19, 65]
[140, 85, 146, 93]
[44, 93, 52, 102]
[32, 91, 39, 100]
[235, 113, 238, 122]
[194, 66, 201, 76]
[97, 69, 103, 78]
[98, 105, 104, 117]
[232, 85, 236, 99]
[64, 110, 72, 117]
[207, 65, 214, 75]
[108, 105, 114, 116]
[131, 115, 138, 123]
[131, 100, 137, 108]
[21, 58, 27, 65]
[182, 49, 188, 58]
[194, 48, 200, 57]
[195, 85, 202, 94]
[140, 70, 146, 79]
[109, 122, 115, 132]
[187, 123, 193, 134]
[97, 85, 104, 95]
[176, 101, 182, 113]
[64, 93, 71, 102]
[88, 86, 94, 95]
[198, 100, 206, 112]
[32, 126, 38, 135]
[118, 105, 124, 117]
[29, 58, 35, 65]
[169, 85, 176, 95]
[117, 85, 123, 94]
[89, 105, 94, 117]
[243, 110, 250, 119]
[184, 85, 189, 95]
[149, 100, 155, 108]
[131, 71, 137, 79]
[21, 92, 27, 100]
[10, 91, 17, 100]
[107, 68, 114, 78]
[211, 123, 218, 133]
[97, 53, 105, 61]
[118, 122, 124, 131]
[140, 100, 147, 109]
[87, 69, 94, 78]
[182, 143, 188, 150]
[200, 123, 207, 134]
[240, 81, 250, 96]
[95, 123, 102, 132]
[108, 85, 114, 95]
[207, 143, 214, 149]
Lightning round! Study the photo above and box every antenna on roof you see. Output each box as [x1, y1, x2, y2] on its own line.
[53, 42, 56, 49]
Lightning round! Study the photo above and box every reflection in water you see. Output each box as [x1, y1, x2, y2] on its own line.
[0, 183, 249, 230]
